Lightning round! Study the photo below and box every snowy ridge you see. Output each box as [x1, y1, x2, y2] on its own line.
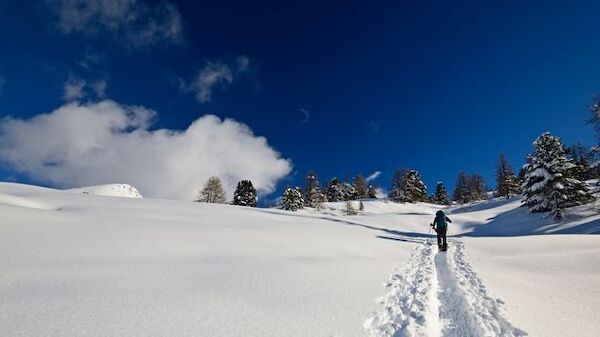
[366, 240, 527, 337]
[66, 184, 143, 198]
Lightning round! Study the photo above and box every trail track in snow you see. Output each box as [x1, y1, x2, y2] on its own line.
[365, 240, 527, 337]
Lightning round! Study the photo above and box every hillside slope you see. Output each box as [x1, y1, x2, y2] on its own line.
[1, 183, 599, 337]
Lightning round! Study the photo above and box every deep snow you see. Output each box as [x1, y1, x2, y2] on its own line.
[1, 183, 599, 337]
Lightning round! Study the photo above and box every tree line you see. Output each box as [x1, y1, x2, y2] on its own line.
[196, 96, 600, 220]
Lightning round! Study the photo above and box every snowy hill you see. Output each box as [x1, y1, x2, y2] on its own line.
[1, 182, 599, 337]
[66, 183, 143, 198]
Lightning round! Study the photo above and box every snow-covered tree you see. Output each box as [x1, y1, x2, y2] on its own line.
[326, 177, 345, 202]
[196, 176, 227, 203]
[433, 181, 450, 205]
[353, 175, 368, 199]
[522, 132, 593, 219]
[496, 153, 520, 199]
[389, 168, 406, 202]
[281, 187, 304, 211]
[304, 170, 326, 207]
[232, 180, 257, 207]
[367, 185, 378, 199]
[344, 200, 358, 215]
[342, 181, 359, 200]
[400, 170, 427, 203]
[453, 172, 471, 204]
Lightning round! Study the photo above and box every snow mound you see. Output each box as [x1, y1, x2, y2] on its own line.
[66, 184, 143, 198]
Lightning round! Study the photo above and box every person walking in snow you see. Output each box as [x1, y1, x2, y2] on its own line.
[432, 210, 451, 251]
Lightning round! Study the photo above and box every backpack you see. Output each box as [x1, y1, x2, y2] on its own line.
[435, 211, 447, 228]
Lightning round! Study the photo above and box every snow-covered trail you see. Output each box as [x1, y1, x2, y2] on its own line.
[365, 240, 527, 337]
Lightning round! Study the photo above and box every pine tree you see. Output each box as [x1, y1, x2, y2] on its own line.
[304, 170, 326, 207]
[453, 171, 471, 204]
[281, 187, 304, 211]
[367, 185, 378, 199]
[496, 153, 520, 199]
[389, 168, 408, 202]
[326, 177, 345, 202]
[342, 181, 359, 200]
[468, 174, 487, 201]
[344, 200, 358, 215]
[401, 170, 428, 203]
[353, 175, 368, 199]
[433, 181, 451, 205]
[567, 143, 596, 181]
[196, 176, 227, 203]
[522, 132, 593, 219]
[232, 180, 257, 207]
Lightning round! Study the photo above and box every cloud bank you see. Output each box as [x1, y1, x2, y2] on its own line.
[50, 0, 183, 48]
[0, 100, 292, 200]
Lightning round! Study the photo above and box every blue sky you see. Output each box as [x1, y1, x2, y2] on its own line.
[0, 0, 599, 200]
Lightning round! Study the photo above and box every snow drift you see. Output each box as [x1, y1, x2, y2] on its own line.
[66, 184, 143, 198]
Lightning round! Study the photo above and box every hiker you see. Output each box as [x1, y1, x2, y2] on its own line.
[432, 210, 452, 250]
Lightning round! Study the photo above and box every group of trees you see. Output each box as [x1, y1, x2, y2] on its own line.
[280, 171, 377, 212]
[195, 177, 257, 207]
[196, 97, 600, 220]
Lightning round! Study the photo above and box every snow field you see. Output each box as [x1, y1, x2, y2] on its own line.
[366, 240, 527, 337]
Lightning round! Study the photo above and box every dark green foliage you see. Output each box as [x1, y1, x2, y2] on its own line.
[522, 132, 593, 219]
[281, 187, 304, 211]
[232, 180, 257, 207]
[433, 181, 451, 205]
[496, 153, 520, 199]
[326, 177, 345, 202]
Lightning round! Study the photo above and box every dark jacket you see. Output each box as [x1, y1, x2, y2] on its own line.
[433, 210, 452, 228]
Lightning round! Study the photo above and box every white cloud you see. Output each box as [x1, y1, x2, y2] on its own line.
[92, 80, 107, 98]
[366, 171, 381, 182]
[63, 76, 108, 101]
[0, 100, 292, 200]
[50, 0, 183, 48]
[191, 61, 233, 103]
[182, 56, 252, 103]
[63, 77, 86, 101]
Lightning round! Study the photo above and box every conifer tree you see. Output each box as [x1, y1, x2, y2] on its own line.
[433, 181, 451, 205]
[326, 177, 345, 202]
[281, 187, 304, 211]
[232, 180, 257, 207]
[496, 153, 520, 199]
[468, 174, 487, 200]
[389, 168, 408, 202]
[367, 185, 378, 199]
[401, 170, 428, 203]
[353, 174, 368, 199]
[522, 132, 593, 219]
[453, 171, 471, 204]
[196, 176, 227, 203]
[304, 170, 326, 207]
[342, 181, 359, 200]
